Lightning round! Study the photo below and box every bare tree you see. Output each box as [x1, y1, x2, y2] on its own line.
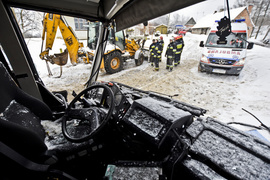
[233, 0, 270, 39]
[250, 0, 264, 36]
[151, 14, 169, 26]
[255, 0, 270, 39]
[263, 26, 270, 40]
[12, 8, 43, 38]
[169, 13, 190, 28]
[150, 13, 190, 29]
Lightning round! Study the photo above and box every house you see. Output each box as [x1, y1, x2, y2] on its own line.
[191, 6, 254, 37]
[185, 17, 196, 31]
[56, 16, 88, 40]
[155, 24, 168, 34]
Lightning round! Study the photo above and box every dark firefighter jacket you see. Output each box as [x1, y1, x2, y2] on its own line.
[175, 39, 184, 54]
[153, 42, 162, 58]
[159, 40, 164, 52]
[149, 42, 156, 56]
[165, 42, 176, 58]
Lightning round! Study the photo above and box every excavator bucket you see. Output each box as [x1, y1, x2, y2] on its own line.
[50, 49, 68, 66]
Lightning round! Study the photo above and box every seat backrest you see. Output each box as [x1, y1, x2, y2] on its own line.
[0, 62, 53, 120]
[0, 62, 53, 160]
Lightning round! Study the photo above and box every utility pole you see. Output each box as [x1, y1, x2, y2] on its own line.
[167, 13, 170, 36]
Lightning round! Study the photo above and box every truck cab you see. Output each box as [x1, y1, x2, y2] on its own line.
[198, 19, 253, 75]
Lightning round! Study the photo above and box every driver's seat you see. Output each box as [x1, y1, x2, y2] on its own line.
[0, 62, 86, 179]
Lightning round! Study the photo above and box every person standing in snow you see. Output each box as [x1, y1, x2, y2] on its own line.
[174, 35, 184, 66]
[149, 39, 156, 66]
[159, 36, 164, 62]
[165, 37, 176, 72]
[153, 39, 161, 71]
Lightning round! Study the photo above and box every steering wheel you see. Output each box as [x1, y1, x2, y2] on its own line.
[62, 84, 115, 143]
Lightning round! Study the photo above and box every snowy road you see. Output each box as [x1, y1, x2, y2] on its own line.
[28, 33, 270, 142]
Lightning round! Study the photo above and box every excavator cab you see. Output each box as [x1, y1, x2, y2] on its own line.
[113, 31, 125, 51]
[88, 22, 125, 51]
[87, 22, 100, 50]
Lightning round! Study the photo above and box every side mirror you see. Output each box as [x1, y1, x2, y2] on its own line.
[199, 41, 204, 47]
[247, 42, 254, 49]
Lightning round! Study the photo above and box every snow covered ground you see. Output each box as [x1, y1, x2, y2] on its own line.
[27, 32, 270, 142]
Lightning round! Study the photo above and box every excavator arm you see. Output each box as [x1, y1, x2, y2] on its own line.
[40, 13, 92, 77]
[40, 13, 83, 65]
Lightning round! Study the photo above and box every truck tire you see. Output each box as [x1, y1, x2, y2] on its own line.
[104, 51, 123, 74]
[135, 53, 144, 66]
[198, 64, 202, 72]
[198, 64, 205, 72]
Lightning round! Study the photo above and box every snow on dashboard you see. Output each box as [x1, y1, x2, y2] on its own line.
[135, 97, 191, 122]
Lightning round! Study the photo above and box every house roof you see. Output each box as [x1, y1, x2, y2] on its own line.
[185, 17, 196, 25]
[155, 24, 168, 28]
[192, 6, 247, 29]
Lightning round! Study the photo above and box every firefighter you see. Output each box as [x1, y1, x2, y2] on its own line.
[174, 35, 184, 66]
[165, 37, 175, 72]
[153, 39, 161, 71]
[159, 36, 164, 62]
[149, 39, 156, 66]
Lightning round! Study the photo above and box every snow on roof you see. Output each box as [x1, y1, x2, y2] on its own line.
[155, 24, 168, 28]
[192, 6, 247, 29]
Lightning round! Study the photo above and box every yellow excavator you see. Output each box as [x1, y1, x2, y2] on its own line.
[40, 14, 147, 77]
[40, 13, 93, 77]
[88, 22, 147, 74]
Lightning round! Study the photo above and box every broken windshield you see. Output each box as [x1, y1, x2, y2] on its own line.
[205, 33, 247, 48]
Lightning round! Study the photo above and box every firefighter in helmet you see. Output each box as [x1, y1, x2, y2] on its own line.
[165, 37, 176, 72]
[174, 35, 184, 66]
[159, 36, 164, 62]
[153, 38, 162, 71]
[149, 39, 156, 66]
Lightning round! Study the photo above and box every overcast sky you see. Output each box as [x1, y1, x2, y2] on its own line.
[175, 0, 238, 21]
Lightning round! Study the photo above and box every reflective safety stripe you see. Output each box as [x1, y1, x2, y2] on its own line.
[170, 47, 173, 49]
[168, 56, 173, 58]
[173, 49, 176, 52]
[157, 50, 161, 53]
[151, 53, 154, 55]
[177, 44, 182, 49]
[157, 56, 161, 58]
[175, 52, 180, 54]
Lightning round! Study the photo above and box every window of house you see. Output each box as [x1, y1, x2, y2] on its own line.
[74, 18, 88, 31]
